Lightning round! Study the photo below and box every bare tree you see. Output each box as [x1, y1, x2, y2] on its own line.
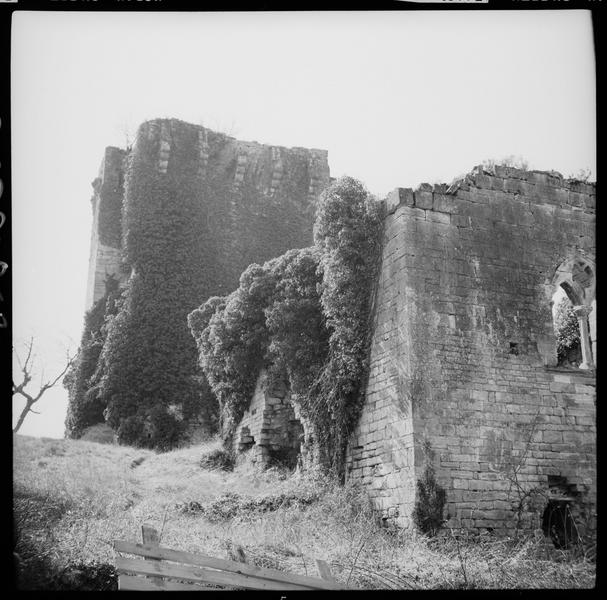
[12, 337, 75, 433]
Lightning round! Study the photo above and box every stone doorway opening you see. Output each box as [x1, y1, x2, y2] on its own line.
[265, 417, 305, 470]
[542, 500, 577, 549]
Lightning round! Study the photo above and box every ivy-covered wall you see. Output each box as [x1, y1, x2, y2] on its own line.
[189, 177, 384, 475]
[67, 118, 330, 448]
[64, 276, 122, 439]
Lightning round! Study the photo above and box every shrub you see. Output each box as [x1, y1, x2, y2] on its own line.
[200, 448, 235, 472]
[54, 563, 118, 591]
[189, 265, 277, 445]
[189, 177, 384, 476]
[481, 155, 529, 171]
[177, 490, 320, 521]
[14, 487, 73, 531]
[64, 275, 122, 438]
[413, 463, 447, 536]
[567, 168, 593, 183]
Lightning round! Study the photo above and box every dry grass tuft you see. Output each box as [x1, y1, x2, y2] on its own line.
[13, 434, 595, 590]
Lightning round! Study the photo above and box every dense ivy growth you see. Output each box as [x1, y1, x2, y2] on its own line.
[189, 264, 276, 442]
[189, 176, 384, 476]
[189, 247, 328, 447]
[264, 247, 329, 412]
[95, 124, 219, 450]
[312, 177, 385, 471]
[413, 462, 447, 536]
[64, 276, 122, 438]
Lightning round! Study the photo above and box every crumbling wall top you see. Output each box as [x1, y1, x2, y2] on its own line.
[137, 117, 329, 157]
[385, 165, 595, 217]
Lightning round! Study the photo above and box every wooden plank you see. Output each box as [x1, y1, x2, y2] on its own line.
[115, 556, 318, 591]
[119, 574, 221, 591]
[113, 540, 341, 590]
[315, 559, 337, 583]
[141, 524, 163, 585]
[141, 525, 160, 547]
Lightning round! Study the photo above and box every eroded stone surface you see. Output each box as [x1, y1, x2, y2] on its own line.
[85, 147, 127, 308]
[347, 168, 596, 536]
[233, 371, 305, 469]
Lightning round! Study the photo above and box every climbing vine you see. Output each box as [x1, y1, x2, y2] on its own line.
[312, 176, 385, 474]
[412, 464, 447, 536]
[189, 264, 277, 446]
[412, 441, 447, 535]
[189, 176, 384, 476]
[96, 123, 219, 450]
[64, 276, 122, 438]
[264, 247, 329, 407]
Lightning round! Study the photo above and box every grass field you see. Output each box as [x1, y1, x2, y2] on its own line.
[13, 434, 595, 590]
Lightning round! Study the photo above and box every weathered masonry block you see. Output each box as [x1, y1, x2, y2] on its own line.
[85, 146, 127, 308]
[348, 165, 596, 538]
[233, 371, 305, 469]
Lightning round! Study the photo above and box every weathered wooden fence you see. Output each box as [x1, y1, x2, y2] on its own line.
[113, 525, 344, 591]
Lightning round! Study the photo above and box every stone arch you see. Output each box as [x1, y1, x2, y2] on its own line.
[552, 255, 595, 306]
[550, 255, 595, 369]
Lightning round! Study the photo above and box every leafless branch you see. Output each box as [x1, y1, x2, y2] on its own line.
[12, 339, 75, 433]
[14, 337, 34, 389]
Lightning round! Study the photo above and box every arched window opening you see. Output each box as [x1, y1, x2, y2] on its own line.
[552, 288, 583, 368]
[551, 257, 595, 370]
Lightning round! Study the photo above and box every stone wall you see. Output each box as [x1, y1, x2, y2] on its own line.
[85, 146, 126, 309]
[233, 371, 304, 469]
[85, 120, 330, 307]
[78, 118, 330, 441]
[347, 166, 596, 537]
[136, 119, 330, 300]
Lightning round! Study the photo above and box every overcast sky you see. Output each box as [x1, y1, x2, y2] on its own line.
[11, 10, 596, 438]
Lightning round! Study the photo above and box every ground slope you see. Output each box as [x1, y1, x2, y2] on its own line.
[13, 435, 595, 590]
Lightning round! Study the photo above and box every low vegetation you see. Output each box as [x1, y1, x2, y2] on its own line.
[199, 447, 235, 472]
[13, 435, 595, 590]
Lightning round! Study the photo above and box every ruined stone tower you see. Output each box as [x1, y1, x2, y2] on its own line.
[68, 118, 330, 442]
[85, 119, 330, 311]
